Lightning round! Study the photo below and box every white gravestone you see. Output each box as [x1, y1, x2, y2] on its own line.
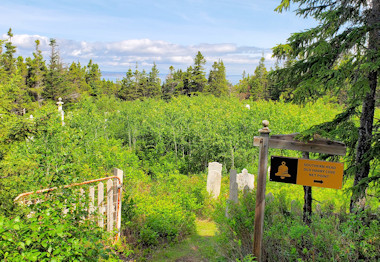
[237, 168, 254, 191]
[207, 162, 223, 199]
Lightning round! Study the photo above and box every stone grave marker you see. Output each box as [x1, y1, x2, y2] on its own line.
[229, 169, 238, 203]
[266, 192, 275, 204]
[291, 199, 301, 216]
[207, 162, 223, 199]
[226, 169, 238, 217]
[237, 168, 254, 191]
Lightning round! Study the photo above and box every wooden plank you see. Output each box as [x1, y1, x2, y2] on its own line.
[79, 188, 86, 220]
[270, 133, 345, 146]
[89, 186, 95, 217]
[113, 177, 118, 230]
[79, 188, 85, 205]
[114, 168, 123, 240]
[98, 182, 104, 228]
[254, 135, 346, 155]
[253, 136, 262, 147]
[270, 133, 300, 141]
[268, 139, 346, 155]
[107, 179, 114, 232]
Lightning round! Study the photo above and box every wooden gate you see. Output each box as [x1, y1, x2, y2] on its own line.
[14, 168, 124, 240]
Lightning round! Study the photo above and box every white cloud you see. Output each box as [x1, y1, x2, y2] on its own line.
[2, 34, 50, 49]
[169, 56, 194, 64]
[8, 34, 274, 79]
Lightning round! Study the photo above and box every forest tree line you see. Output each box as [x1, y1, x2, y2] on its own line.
[0, 28, 289, 116]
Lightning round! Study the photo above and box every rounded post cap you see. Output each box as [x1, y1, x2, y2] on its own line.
[259, 120, 271, 133]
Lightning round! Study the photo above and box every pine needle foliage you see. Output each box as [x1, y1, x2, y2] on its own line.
[272, 0, 379, 211]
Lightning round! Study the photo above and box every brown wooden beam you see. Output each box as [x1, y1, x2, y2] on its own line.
[254, 134, 346, 156]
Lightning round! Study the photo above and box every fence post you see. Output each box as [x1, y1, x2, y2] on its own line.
[114, 168, 123, 240]
[113, 178, 118, 230]
[98, 182, 104, 228]
[253, 120, 271, 262]
[107, 179, 114, 231]
[89, 186, 95, 217]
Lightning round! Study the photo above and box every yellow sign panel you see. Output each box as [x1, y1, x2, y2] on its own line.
[297, 159, 344, 189]
[270, 156, 344, 189]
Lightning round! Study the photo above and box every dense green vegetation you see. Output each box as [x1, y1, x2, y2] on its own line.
[0, 0, 379, 259]
[1, 94, 378, 260]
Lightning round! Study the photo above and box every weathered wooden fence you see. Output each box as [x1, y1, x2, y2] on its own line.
[14, 168, 124, 240]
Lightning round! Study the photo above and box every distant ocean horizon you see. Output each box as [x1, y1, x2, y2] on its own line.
[101, 71, 242, 85]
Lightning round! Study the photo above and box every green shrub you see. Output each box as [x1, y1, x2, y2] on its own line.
[214, 190, 256, 261]
[0, 192, 117, 261]
[134, 194, 195, 246]
[214, 190, 380, 262]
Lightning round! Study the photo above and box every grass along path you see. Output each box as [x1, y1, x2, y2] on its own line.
[148, 219, 219, 262]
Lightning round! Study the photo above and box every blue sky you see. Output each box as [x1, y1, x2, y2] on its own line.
[0, 0, 317, 80]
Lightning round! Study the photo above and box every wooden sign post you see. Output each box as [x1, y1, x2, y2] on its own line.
[253, 120, 270, 261]
[252, 121, 346, 262]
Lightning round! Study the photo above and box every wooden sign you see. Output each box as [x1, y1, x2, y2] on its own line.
[270, 156, 344, 189]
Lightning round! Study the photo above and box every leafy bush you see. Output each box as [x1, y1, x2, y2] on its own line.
[0, 100, 142, 216]
[214, 189, 380, 262]
[0, 191, 117, 261]
[123, 192, 196, 247]
[214, 190, 256, 261]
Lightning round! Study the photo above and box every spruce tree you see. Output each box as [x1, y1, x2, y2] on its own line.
[191, 51, 207, 93]
[206, 60, 229, 97]
[139, 69, 149, 98]
[250, 57, 269, 100]
[162, 66, 178, 99]
[101, 79, 118, 96]
[147, 62, 161, 98]
[67, 62, 89, 99]
[273, 0, 379, 211]
[234, 72, 251, 100]
[182, 66, 193, 96]
[119, 69, 136, 100]
[0, 39, 6, 83]
[85, 59, 102, 96]
[26, 40, 47, 106]
[3, 28, 16, 76]
[43, 39, 67, 100]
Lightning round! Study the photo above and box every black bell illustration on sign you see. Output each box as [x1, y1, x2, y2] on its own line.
[275, 161, 291, 179]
